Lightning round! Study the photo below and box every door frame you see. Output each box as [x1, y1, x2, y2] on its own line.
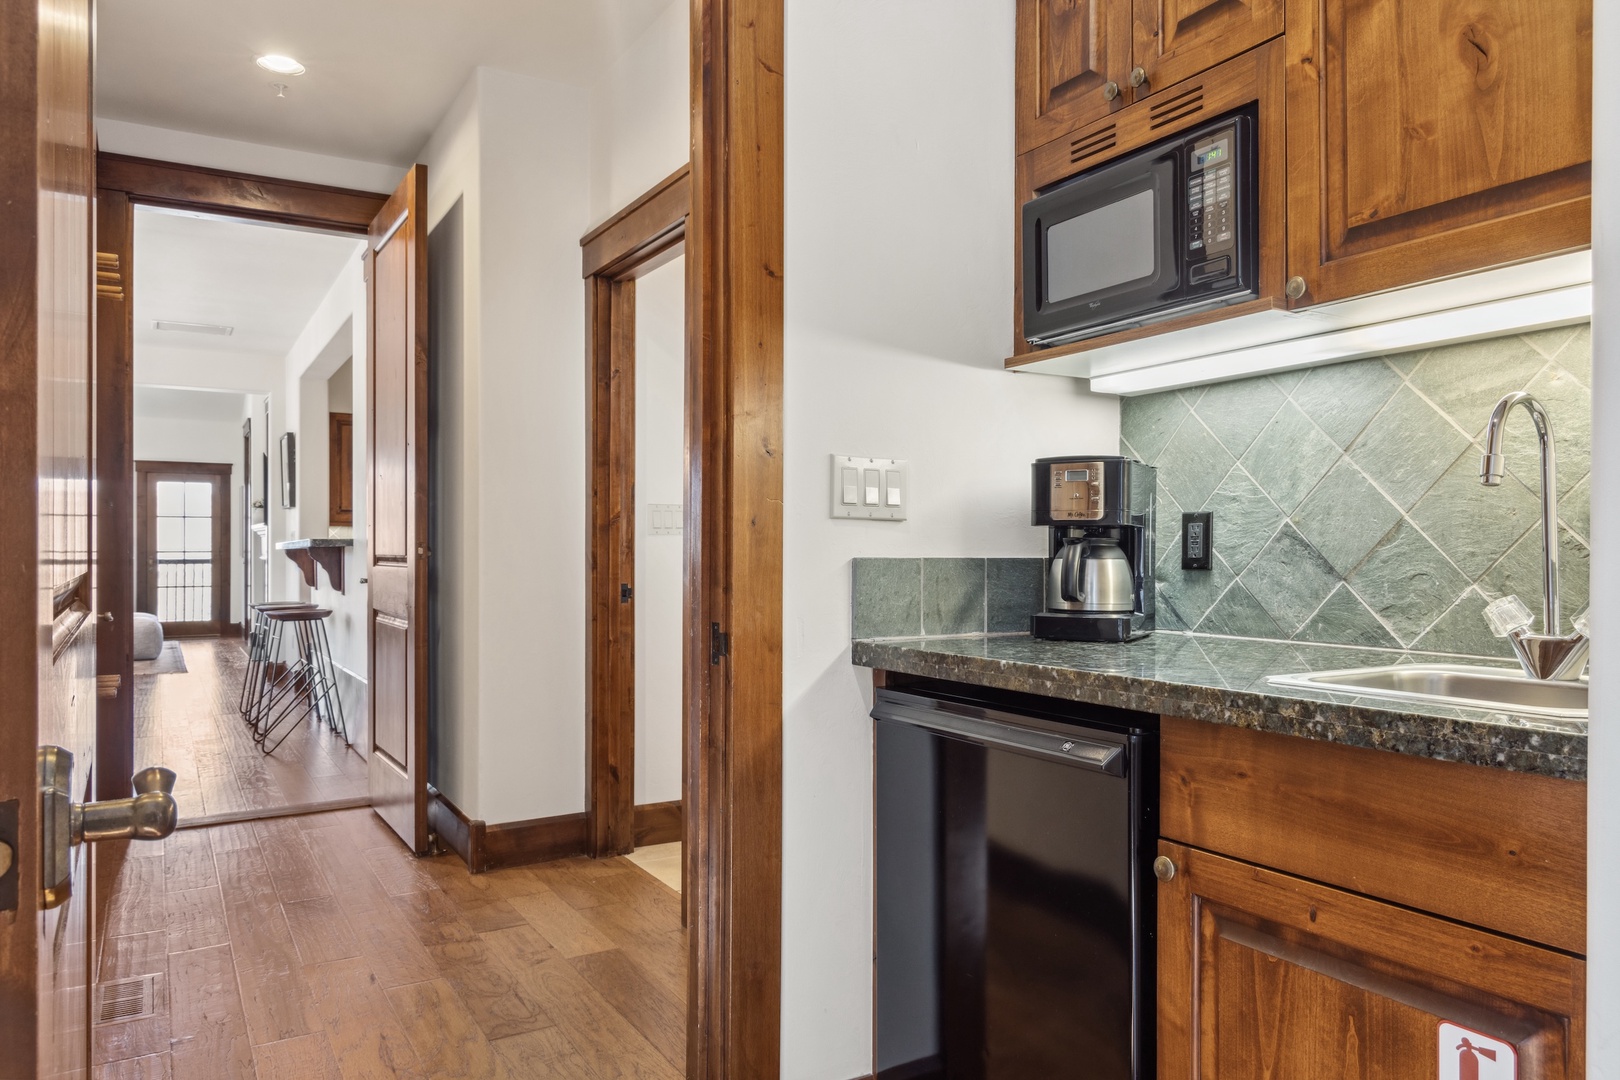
[134, 460, 234, 637]
[583, 165, 692, 859]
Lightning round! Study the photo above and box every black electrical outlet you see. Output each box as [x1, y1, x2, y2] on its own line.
[1182, 511, 1213, 570]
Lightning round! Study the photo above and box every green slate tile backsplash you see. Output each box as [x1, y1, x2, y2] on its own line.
[1121, 327, 1593, 659]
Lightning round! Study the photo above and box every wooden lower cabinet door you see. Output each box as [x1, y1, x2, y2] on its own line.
[1157, 842, 1585, 1080]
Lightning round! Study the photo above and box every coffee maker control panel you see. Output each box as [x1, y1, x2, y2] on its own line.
[1046, 461, 1106, 522]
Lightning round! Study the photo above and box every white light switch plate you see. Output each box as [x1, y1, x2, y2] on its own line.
[831, 455, 907, 520]
[648, 504, 683, 536]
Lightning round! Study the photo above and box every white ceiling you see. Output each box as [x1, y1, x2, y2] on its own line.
[134, 206, 365, 371]
[134, 385, 248, 424]
[96, 0, 675, 165]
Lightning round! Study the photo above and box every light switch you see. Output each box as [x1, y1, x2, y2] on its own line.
[862, 469, 882, 506]
[830, 455, 908, 521]
[884, 469, 903, 508]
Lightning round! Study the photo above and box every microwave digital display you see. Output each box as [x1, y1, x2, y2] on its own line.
[1022, 107, 1258, 349]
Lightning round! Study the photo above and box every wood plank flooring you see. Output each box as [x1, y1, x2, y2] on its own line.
[135, 637, 367, 821]
[93, 810, 689, 1079]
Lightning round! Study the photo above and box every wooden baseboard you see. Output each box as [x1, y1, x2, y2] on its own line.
[429, 793, 682, 875]
[633, 799, 683, 847]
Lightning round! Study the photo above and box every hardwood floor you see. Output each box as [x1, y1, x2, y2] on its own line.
[93, 809, 689, 1079]
[135, 637, 368, 821]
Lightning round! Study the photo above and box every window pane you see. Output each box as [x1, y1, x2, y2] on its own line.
[184, 517, 212, 553]
[185, 482, 212, 516]
[156, 518, 184, 554]
[155, 481, 184, 516]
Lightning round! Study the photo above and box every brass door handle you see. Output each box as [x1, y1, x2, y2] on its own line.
[1102, 80, 1120, 102]
[1153, 855, 1177, 882]
[1129, 66, 1147, 88]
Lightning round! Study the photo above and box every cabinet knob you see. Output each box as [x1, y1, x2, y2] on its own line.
[1286, 275, 1309, 300]
[1102, 81, 1120, 102]
[1129, 66, 1148, 89]
[1153, 855, 1177, 882]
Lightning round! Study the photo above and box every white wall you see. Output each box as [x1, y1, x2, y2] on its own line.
[97, 118, 404, 194]
[634, 253, 686, 806]
[1588, 0, 1617, 1069]
[589, 0, 689, 223]
[422, 68, 593, 826]
[132, 392, 248, 625]
[780, 1, 1120, 1075]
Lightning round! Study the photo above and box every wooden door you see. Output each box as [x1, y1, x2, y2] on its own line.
[1017, 0, 1134, 154]
[366, 165, 431, 853]
[0, 0, 98, 1071]
[1284, 0, 1592, 307]
[135, 462, 232, 638]
[1130, 0, 1282, 99]
[1157, 842, 1586, 1080]
[328, 412, 354, 525]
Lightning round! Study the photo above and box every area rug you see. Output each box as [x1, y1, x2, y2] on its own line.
[133, 640, 187, 675]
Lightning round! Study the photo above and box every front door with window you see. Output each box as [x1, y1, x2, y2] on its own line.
[136, 461, 233, 636]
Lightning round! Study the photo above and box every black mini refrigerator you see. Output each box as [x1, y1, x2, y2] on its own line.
[872, 681, 1157, 1080]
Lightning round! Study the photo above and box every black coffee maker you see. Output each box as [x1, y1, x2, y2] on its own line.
[1030, 455, 1156, 642]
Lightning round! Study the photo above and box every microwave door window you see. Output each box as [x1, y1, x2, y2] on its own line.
[1044, 189, 1158, 305]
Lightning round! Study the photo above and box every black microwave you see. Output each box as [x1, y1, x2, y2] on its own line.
[1022, 108, 1258, 348]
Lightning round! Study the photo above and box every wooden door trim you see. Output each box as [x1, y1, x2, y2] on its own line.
[135, 460, 234, 637]
[96, 152, 389, 234]
[583, 165, 691, 861]
[96, 189, 137, 800]
[689, 0, 785, 1074]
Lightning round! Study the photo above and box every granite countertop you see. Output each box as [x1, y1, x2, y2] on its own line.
[276, 537, 354, 549]
[851, 632, 1587, 781]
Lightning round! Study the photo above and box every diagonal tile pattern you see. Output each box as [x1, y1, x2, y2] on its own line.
[1119, 326, 1592, 658]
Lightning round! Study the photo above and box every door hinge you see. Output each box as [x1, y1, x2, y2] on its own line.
[710, 622, 729, 666]
[620, 583, 633, 603]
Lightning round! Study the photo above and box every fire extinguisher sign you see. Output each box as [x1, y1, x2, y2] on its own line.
[1439, 1022, 1518, 1080]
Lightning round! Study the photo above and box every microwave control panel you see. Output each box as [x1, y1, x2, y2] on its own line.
[1185, 126, 1238, 288]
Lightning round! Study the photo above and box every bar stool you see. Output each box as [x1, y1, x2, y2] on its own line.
[240, 602, 318, 721]
[250, 607, 348, 755]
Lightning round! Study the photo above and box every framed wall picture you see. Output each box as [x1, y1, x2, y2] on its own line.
[279, 432, 297, 509]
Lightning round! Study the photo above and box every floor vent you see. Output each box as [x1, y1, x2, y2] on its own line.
[94, 974, 158, 1025]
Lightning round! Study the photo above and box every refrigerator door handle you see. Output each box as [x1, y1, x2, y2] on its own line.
[872, 690, 1126, 775]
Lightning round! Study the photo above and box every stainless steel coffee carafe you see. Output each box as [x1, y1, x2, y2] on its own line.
[1047, 537, 1136, 613]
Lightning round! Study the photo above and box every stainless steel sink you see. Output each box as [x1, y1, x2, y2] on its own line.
[1267, 664, 1587, 719]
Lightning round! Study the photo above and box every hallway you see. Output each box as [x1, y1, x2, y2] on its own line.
[96, 635, 687, 1079]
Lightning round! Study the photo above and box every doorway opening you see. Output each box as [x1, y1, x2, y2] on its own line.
[117, 195, 374, 825]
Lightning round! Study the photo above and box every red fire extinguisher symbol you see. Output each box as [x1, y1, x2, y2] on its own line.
[1457, 1037, 1498, 1080]
[1438, 1022, 1516, 1080]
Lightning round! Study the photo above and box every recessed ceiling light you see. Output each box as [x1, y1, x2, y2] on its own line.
[153, 320, 234, 336]
[255, 54, 305, 76]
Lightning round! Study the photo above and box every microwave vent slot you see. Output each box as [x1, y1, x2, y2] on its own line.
[1069, 125, 1117, 166]
[1148, 85, 1205, 129]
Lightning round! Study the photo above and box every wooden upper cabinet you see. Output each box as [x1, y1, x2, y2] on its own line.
[1285, 0, 1592, 306]
[1130, 0, 1284, 98]
[1017, 0, 1135, 154]
[1158, 842, 1586, 1080]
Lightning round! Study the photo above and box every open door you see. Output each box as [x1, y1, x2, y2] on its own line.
[1, 0, 98, 1070]
[366, 165, 432, 853]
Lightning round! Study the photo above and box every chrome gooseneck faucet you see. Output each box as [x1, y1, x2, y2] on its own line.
[1479, 392, 1588, 680]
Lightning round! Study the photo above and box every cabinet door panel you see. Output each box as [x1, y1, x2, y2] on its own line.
[1131, 0, 1283, 99]
[1158, 842, 1585, 1080]
[1285, 0, 1591, 306]
[1018, 0, 1134, 154]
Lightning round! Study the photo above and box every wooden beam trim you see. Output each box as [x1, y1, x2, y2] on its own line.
[581, 164, 693, 276]
[96, 152, 389, 234]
